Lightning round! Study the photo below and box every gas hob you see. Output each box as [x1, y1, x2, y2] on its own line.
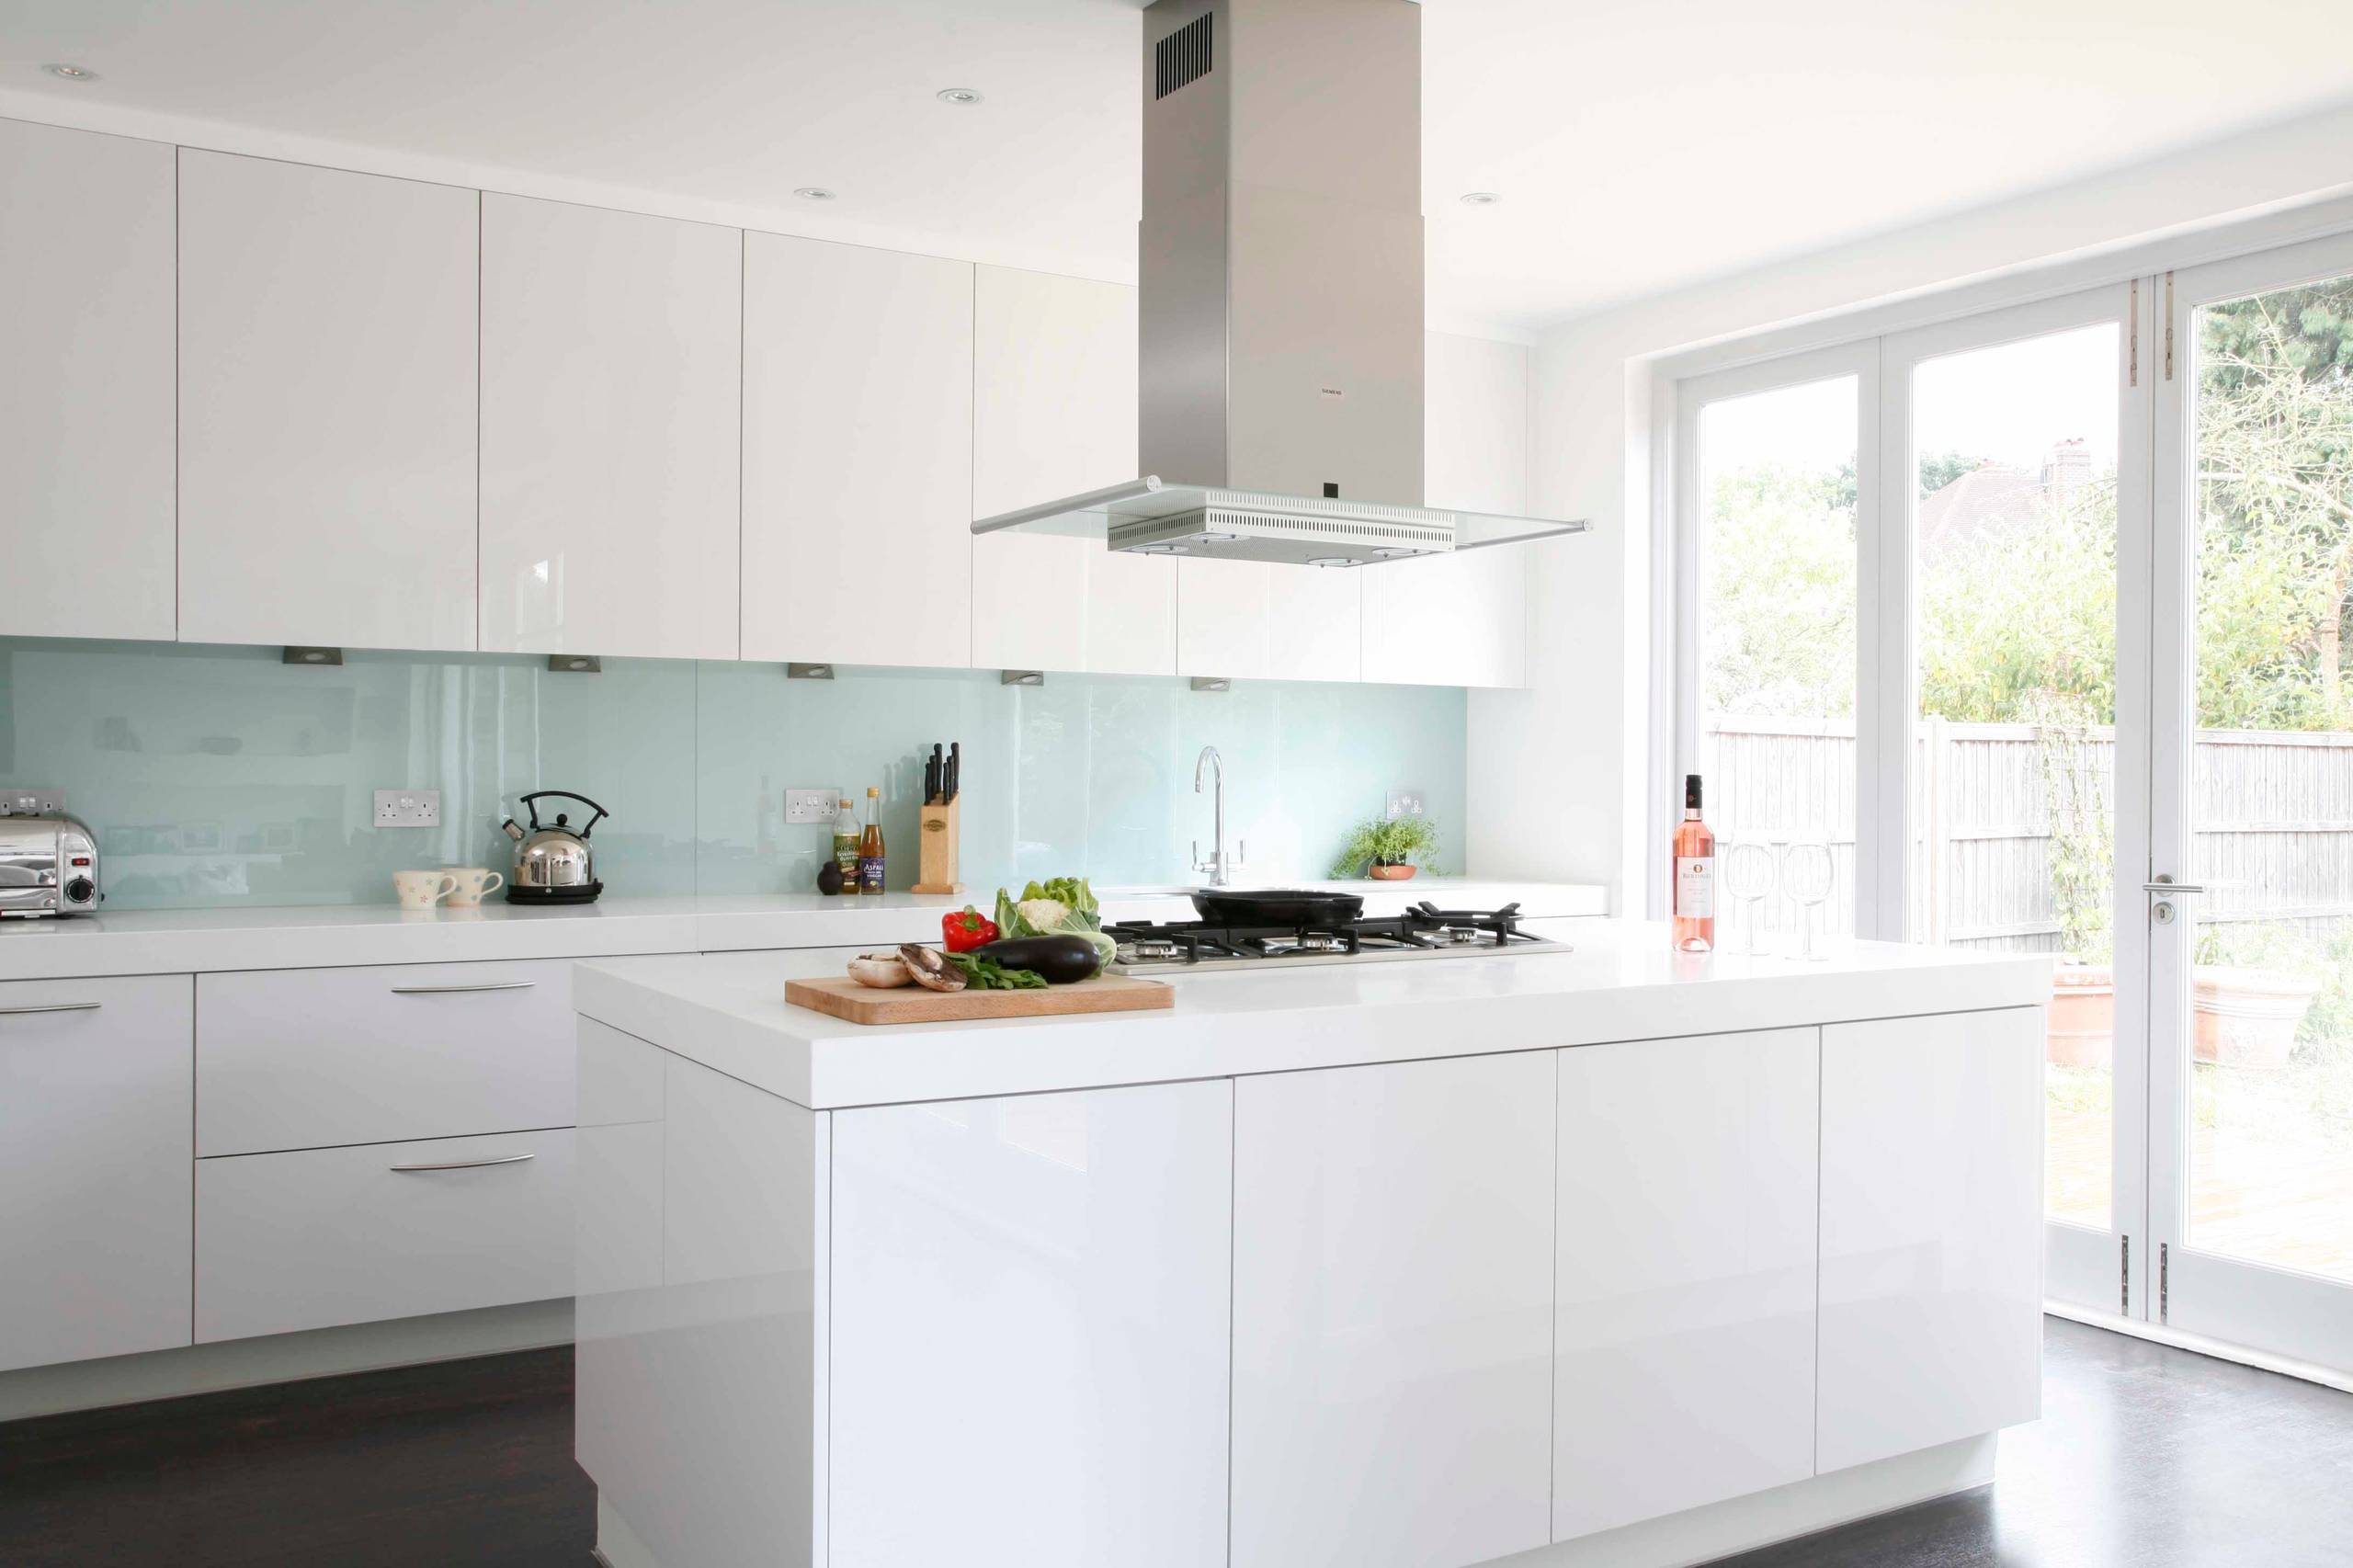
[1106, 903, 1567, 974]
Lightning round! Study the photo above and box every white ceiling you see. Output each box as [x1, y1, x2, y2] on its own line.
[4, 0, 2351, 335]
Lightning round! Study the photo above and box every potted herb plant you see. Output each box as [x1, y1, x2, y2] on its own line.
[1331, 814, 1441, 881]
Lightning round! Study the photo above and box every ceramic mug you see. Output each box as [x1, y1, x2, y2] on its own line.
[443, 867, 506, 907]
[394, 869, 459, 911]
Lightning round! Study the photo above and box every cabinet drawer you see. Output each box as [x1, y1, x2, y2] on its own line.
[196, 1128, 574, 1342]
[1, 974, 194, 1372]
[198, 960, 576, 1156]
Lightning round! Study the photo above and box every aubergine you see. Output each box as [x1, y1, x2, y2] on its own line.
[972, 934, 1102, 985]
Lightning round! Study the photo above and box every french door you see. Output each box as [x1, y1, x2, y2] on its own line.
[1678, 230, 2353, 1375]
[2146, 233, 2353, 1371]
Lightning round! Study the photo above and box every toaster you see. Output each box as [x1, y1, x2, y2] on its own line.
[0, 812, 102, 918]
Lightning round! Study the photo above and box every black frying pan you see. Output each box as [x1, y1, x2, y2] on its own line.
[1189, 888, 1365, 926]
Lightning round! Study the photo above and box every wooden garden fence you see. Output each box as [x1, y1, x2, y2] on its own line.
[1700, 716, 2353, 950]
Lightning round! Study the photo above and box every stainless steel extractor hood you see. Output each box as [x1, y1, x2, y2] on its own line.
[970, 0, 1588, 568]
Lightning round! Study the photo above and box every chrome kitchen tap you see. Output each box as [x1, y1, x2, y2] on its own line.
[1191, 745, 1246, 888]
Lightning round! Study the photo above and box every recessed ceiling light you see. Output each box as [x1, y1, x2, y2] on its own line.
[793, 187, 837, 201]
[42, 62, 97, 82]
[936, 87, 984, 106]
[1459, 191, 1502, 206]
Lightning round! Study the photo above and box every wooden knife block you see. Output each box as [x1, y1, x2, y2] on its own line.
[913, 798, 962, 895]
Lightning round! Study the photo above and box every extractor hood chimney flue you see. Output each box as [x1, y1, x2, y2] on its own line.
[970, 0, 1587, 567]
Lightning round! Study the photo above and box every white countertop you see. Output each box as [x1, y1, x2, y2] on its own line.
[0, 878, 1605, 981]
[574, 922, 2052, 1109]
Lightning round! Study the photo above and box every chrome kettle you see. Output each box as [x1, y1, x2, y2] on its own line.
[500, 790, 608, 903]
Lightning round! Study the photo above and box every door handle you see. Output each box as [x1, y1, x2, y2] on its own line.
[2143, 880, 2206, 894]
[388, 982, 537, 995]
[388, 1153, 537, 1173]
[0, 1001, 102, 1016]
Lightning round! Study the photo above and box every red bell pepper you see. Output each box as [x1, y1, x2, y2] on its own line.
[943, 906, 999, 953]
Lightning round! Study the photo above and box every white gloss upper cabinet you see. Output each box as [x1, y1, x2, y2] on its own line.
[0, 122, 176, 642]
[1362, 333, 1530, 688]
[830, 1080, 1233, 1568]
[743, 234, 972, 669]
[1817, 1007, 2045, 1474]
[480, 196, 741, 659]
[1232, 1051, 1554, 1568]
[1176, 559, 1361, 682]
[1553, 1029, 1820, 1541]
[177, 152, 479, 651]
[0, 976, 193, 1373]
[972, 267, 1175, 676]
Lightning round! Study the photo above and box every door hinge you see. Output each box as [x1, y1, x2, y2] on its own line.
[2129, 279, 2139, 387]
[2120, 1233, 2131, 1313]
[2164, 271, 2176, 381]
[2160, 1242, 2170, 1324]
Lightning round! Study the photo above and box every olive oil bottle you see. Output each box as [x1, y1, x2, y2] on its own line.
[858, 787, 886, 894]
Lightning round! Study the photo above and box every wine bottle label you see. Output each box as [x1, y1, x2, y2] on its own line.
[1675, 856, 1714, 919]
[859, 858, 885, 893]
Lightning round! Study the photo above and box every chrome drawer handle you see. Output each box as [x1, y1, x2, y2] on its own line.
[389, 1153, 537, 1173]
[388, 982, 537, 995]
[0, 1001, 102, 1016]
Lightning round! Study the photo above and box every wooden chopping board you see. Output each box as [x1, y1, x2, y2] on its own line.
[786, 972, 1175, 1026]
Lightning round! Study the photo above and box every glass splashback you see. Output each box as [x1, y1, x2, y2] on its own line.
[0, 639, 1466, 910]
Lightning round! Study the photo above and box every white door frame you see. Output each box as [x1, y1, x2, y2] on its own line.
[2149, 229, 2353, 1372]
[1670, 342, 1892, 937]
[1879, 282, 2154, 1314]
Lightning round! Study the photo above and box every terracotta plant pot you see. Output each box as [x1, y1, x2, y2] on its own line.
[1367, 862, 1417, 881]
[2192, 965, 2322, 1071]
[2048, 963, 2115, 1069]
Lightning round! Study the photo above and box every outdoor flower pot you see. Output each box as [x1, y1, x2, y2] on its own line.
[2048, 963, 2115, 1069]
[1367, 862, 1417, 881]
[2192, 965, 2322, 1070]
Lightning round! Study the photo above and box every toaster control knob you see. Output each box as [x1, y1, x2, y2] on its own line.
[64, 877, 95, 904]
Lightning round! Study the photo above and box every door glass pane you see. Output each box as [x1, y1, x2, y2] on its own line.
[1697, 376, 1859, 945]
[2185, 271, 2353, 1285]
[1910, 324, 2122, 1231]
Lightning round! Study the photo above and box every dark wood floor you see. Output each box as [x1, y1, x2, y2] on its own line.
[3, 1318, 2349, 1567]
[0, 1346, 591, 1568]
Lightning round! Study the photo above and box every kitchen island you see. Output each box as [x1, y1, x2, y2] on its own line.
[572, 926, 2051, 1568]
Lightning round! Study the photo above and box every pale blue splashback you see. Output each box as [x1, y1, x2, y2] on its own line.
[0, 638, 1466, 910]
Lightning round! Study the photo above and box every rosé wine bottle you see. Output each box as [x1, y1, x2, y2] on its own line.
[1672, 774, 1716, 952]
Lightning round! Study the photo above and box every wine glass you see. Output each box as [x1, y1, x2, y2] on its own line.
[1722, 841, 1777, 955]
[1780, 841, 1835, 961]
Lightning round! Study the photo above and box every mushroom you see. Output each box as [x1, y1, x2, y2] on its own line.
[898, 943, 967, 992]
[847, 952, 914, 989]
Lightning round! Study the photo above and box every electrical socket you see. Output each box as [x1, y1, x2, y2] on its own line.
[373, 789, 442, 829]
[1386, 789, 1426, 821]
[785, 789, 842, 825]
[0, 789, 65, 816]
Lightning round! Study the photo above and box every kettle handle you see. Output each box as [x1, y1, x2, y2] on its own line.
[518, 790, 610, 838]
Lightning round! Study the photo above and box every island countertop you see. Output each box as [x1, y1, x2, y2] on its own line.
[573, 923, 2052, 1109]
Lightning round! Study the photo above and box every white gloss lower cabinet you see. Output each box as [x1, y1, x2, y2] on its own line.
[176, 150, 480, 652]
[829, 1080, 1233, 1568]
[743, 233, 973, 669]
[479, 194, 742, 659]
[0, 121, 176, 642]
[1817, 1008, 2044, 1473]
[0, 976, 193, 1373]
[196, 960, 580, 1157]
[195, 1129, 574, 1343]
[1553, 1029, 1820, 1540]
[1232, 1051, 1554, 1568]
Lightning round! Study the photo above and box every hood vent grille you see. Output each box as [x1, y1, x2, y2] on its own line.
[1154, 12, 1212, 99]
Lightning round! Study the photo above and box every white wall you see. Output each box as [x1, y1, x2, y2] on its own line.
[1482, 99, 2353, 911]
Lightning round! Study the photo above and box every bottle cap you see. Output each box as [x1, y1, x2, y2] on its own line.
[868, 787, 880, 797]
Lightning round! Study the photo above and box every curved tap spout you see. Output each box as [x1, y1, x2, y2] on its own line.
[1192, 746, 1242, 887]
